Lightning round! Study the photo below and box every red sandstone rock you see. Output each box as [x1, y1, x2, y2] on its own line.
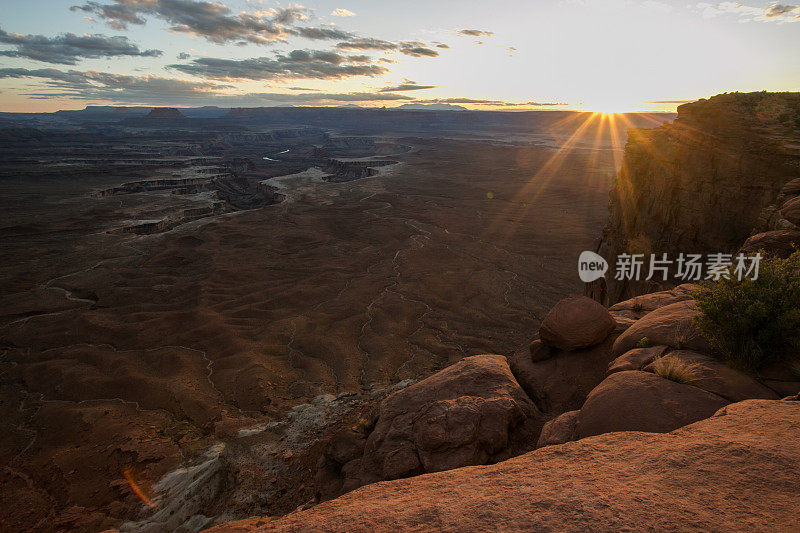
[739, 230, 800, 258]
[207, 400, 800, 532]
[608, 284, 700, 322]
[612, 300, 710, 358]
[535, 410, 578, 447]
[642, 350, 779, 402]
[606, 345, 668, 375]
[782, 177, 800, 197]
[780, 196, 800, 226]
[346, 355, 541, 488]
[575, 371, 728, 438]
[538, 295, 615, 351]
[509, 333, 619, 415]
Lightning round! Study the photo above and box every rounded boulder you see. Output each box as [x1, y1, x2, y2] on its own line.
[539, 295, 616, 351]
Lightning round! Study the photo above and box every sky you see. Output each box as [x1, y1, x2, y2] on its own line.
[0, 0, 798, 113]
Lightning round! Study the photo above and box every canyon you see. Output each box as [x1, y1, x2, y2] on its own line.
[3, 95, 799, 532]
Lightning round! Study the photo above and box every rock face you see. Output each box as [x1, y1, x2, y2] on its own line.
[538, 295, 615, 351]
[316, 355, 541, 499]
[535, 410, 579, 447]
[739, 230, 800, 258]
[780, 196, 800, 226]
[208, 400, 800, 532]
[510, 334, 620, 415]
[575, 371, 729, 438]
[606, 345, 668, 375]
[611, 300, 709, 358]
[641, 350, 779, 403]
[590, 92, 800, 304]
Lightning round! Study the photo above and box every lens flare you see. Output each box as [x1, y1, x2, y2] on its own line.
[123, 468, 156, 508]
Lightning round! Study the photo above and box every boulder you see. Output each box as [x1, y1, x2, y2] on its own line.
[538, 295, 615, 351]
[642, 350, 779, 402]
[739, 230, 800, 258]
[606, 345, 668, 375]
[612, 300, 710, 358]
[756, 359, 800, 397]
[210, 400, 800, 532]
[528, 339, 554, 362]
[780, 196, 800, 226]
[536, 410, 579, 448]
[350, 355, 541, 487]
[509, 333, 619, 415]
[575, 371, 728, 438]
[608, 284, 700, 322]
[782, 177, 800, 197]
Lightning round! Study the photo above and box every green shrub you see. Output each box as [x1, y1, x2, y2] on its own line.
[636, 336, 651, 348]
[694, 251, 800, 371]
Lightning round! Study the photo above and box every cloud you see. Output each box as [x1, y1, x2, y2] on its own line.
[70, 0, 355, 43]
[170, 50, 389, 80]
[764, 3, 800, 16]
[331, 8, 356, 17]
[398, 41, 439, 57]
[177, 52, 191, 59]
[0, 28, 161, 65]
[379, 80, 436, 92]
[243, 91, 414, 103]
[335, 37, 398, 51]
[334, 38, 439, 57]
[457, 29, 494, 37]
[696, 2, 800, 22]
[414, 97, 565, 107]
[0, 66, 227, 102]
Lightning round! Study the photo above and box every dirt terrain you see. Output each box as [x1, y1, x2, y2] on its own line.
[0, 112, 659, 530]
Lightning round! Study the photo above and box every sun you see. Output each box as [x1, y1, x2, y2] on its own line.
[579, 98, 642, 114]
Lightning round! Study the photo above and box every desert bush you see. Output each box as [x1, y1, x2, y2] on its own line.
[356, 417, 376, 434]
[636, 336, 651, 348]
[694, 251, 800, 371]
[651, 356, 702, 384]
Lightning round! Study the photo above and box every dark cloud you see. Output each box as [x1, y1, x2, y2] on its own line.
[244, 91, 414, 103]
[0, 67, 416, 106]
[457, 29, 494, 37]
[379, 80, 436, 92]
[435, 43, 450, 49]
[0, 28, 161, 65]
[764, 3, 799, 16]
[398, 42, 439, 57]
[0, 67, 226, 102]
[70, 0, 349, 44]
[177, 52, 191, 60]
[335, 37, 397, 51]
[335, 38, 440, 57]
[293, 26, 352, 41]
[170, 50, 388, 80]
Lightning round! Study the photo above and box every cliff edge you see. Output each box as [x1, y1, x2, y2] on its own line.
[208, 399, 800, 532]
[591, 92, 800, 304]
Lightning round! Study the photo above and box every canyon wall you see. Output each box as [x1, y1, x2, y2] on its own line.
[590, 92, 800, 304]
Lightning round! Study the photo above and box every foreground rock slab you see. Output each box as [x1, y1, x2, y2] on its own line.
[208, 400, 800, 532]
